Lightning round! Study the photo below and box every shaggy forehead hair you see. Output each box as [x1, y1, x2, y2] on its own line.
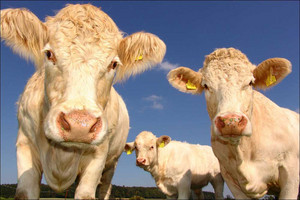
[203, 48, 251, 67]
[136, 131, 156, 144]
[45, 4, 122, 62]
[201, 48, 255, 77]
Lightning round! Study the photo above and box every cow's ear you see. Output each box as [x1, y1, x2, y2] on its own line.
[156, 135, 171, 148]
[253, 58, 291, 90]
[124, 142, 135, 155]
[168, 67, 203, 94]
[116, 32, 166, 81]
[1, 8, 49, 67]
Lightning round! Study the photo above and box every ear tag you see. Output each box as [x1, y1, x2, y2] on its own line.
[186, 80, 197, 90]
[159, 141, 165, 148]
[126, 149, 132, 155]
[266, 68, 276, 86]
[135, 51, 143, 61]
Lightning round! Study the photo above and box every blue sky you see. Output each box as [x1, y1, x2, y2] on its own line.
[1, 1, 299, 197]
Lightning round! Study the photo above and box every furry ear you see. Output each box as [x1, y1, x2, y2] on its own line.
[1, 8, 49, 68]
[253, 58, 291, 89]
[116, 32, 166, 81]
[124, 142, 135, 154]
[156, 135, 171, 148]
[167, 67, 203, 94]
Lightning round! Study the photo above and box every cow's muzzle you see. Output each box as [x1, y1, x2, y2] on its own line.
[56, 110, 102, 144]
[214, 113, 248, 137]
[136, 158, 147, 166]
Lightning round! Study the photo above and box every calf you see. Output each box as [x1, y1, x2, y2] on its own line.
[125, 131, 224, 199]
[168, 48, 299, 199]
[1, 4, 166, 199]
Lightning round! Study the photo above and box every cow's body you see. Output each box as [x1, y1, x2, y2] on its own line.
[211, 91, 299, 198]
[125, 131, 224, 199]
[168, 48, 299, 199]
[1, 4, 165, 199]
[17, 70, 129, 195]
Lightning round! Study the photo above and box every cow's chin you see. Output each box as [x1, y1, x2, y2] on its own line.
[213, 125, 252, 145]
[137, 164, 151, 172]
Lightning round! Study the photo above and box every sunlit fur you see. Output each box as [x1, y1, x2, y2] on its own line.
[168, 48, 299, 199]
[125, 131, 224, 199]
[1, 4, 166, 199]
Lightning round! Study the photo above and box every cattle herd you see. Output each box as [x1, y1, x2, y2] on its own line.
[1, 3, 299, 200]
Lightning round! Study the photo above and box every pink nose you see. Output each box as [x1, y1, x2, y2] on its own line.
[136, 158, 146, 166]
[56, 110, 102, 143]
[215, 114, 247, 137]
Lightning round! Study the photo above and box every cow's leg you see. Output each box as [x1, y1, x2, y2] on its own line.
[177, 172, 192, 199]
[278, 159, 299, 199]
[98, 161, 118, 200]
[74, 143, 109, 199]
[192, 188, 204, 200]
[210, 173, 224, 200]
[15, 131, 42, 199]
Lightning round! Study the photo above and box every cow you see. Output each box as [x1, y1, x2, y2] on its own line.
[0, 4, 166, 199]
[167, 48, 299, 199]
[124, 131, 224, 199]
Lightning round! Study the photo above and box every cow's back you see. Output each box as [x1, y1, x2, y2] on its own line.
[158, 141, 220, 186]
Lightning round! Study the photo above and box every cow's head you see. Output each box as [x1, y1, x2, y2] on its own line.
[168, 48, 291, 144]
[1, 4, 166, 148]
[124, 131, 170, 170]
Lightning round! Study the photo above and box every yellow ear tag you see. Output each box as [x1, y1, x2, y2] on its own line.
[159, 141, 165, 148]
[186, 80, 197, 90]
[126, 149, 132, 155]
[135, 52, 143, 61]
[265, 68, 277, 87]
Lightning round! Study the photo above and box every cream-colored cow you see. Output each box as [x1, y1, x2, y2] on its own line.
[168, 48, 299, 199]
[1, 4, 166, 199]
[125, 131, 224, 199]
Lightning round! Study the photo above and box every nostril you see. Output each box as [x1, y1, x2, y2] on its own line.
[59, 112, 71, 131]
[89, 117, 102, 133]
[238, 116, 247, 127]
[215, 116, 225, 128]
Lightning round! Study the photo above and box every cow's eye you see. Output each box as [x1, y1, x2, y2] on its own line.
[45, 50, 53, 60]
[44, 50, 56, 64]
[109, 61, 118, 71]
[112, 61, 118, 69]
[150, 146, 154, 150]
[204, 84, 209, 90]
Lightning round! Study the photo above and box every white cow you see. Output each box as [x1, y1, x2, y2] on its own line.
[1, 4, 166, 199]
[168, 48, 299, 199]
[125, 131, 224, 199]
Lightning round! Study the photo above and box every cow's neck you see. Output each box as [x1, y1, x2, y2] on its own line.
[147, 150, 161, 183]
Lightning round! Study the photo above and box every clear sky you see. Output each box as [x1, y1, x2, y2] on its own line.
[1, 1, 299, 197]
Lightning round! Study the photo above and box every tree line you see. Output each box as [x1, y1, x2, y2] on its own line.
[1, 183, 221, 199]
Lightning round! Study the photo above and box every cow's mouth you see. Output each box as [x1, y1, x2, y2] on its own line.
[221, 134, 242, 138]
[58, 141, 98, 150]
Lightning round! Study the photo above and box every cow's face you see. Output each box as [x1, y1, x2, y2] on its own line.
[124, 132, 170, 171]
[1, 4, 166, 148]
[168, 48, 291, 144]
